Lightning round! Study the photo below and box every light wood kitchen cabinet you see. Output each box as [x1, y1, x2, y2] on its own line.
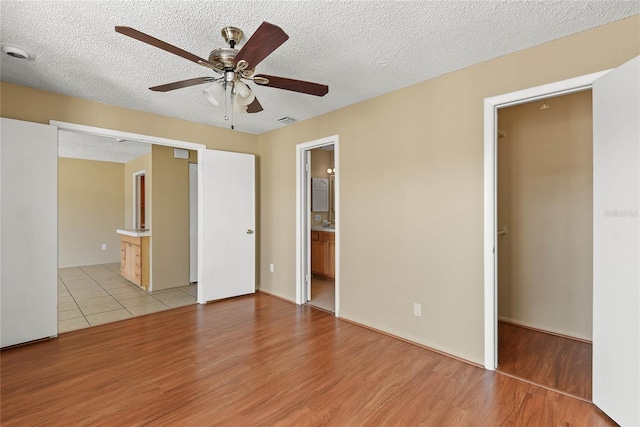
[311, 230, 335, 279]
[120, 234, 149, 289]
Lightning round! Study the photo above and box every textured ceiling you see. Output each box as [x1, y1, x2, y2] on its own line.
[1, 1, 639, 135]
[59, 130, 150, 163]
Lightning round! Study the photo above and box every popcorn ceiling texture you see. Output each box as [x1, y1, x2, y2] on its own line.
[1, 1, 638, 135]
[58, 130, 150, 163]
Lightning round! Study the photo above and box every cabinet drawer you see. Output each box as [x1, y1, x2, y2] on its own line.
[319, 232, 335, 242]
[311, 231, 320, 241]
[120, 234, 142, 246]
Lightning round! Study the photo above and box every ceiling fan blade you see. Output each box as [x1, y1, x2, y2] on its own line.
[246, 96, 263, 113]
[149, 77, 216, 92]
[115, 26, 214, 68]
[233, 22, 289, 69]
[253, 74, 329, 97]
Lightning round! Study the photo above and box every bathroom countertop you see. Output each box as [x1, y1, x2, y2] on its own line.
[311, 227, 335, 233]
[116, 229, 151, 237]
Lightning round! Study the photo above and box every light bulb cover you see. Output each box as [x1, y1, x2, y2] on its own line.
[203, 83, 225, 106]
[231, 95, 248, 113]
[233, 81, 255, 106]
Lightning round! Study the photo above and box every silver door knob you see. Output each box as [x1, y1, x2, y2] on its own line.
[246, 229, 254, 234]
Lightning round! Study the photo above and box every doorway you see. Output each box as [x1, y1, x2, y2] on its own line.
[296, 135, 339, 316]
[52, 120, 256, 309]
[495, 90, 593, 400]
[308, 145, 336, 312]
[484, 56, 640, 425]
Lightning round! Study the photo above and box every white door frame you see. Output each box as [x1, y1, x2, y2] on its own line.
[50, 121, 209, 302]
[132, 170, 146, 229]
[296, 135, 340, 316]
[482, 70, 611, 370]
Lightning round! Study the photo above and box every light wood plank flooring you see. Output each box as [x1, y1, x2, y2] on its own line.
[1, 293, 613, 426]
[498, 321, 592, 401]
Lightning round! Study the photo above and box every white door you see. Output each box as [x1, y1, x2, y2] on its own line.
[200, 149, 255, 302]
[305, 151, 312, 301]
[592, 56, 639, 426]
[189, 163, 198, 283]
[1, 118, 58, 347]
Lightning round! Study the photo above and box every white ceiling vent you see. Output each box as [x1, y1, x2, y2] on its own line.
[277, 117, 296, 125]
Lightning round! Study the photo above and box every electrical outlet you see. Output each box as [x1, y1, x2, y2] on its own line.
[101, 244, 107, 251]
[314, 214, 321, 221]
[413, 303, 422, 317]
[269, 263, 274, 273]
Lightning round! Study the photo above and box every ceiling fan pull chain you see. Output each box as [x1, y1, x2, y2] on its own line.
[224, 82, 229, 122]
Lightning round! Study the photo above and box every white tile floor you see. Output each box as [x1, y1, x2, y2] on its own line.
[58, 263, 197, 333]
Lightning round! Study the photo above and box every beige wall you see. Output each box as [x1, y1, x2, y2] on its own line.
[310, 148, 331, 226]
[257, 16, 640, 364]
[58, 158, 124, 267]
[124, 152, 151, 229]
[497, 91, 593, 340]
[150, 145, 191, 291]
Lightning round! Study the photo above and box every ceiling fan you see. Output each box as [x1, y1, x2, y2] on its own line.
[115, 22, 329, 122]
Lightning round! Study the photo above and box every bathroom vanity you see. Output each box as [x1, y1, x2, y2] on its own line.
[311, 228, 335, 278]
[116, 229, 150, 289]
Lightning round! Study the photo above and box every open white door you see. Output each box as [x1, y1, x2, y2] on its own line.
[200, 149, 255, 302]
[1, 118, 58, 347]
[305, 150, 312, 301]
[189, 163, 198, 283]
[592, 56, 639, 426]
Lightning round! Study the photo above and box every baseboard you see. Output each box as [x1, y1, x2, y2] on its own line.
[256, 289, 296, 304]
[257, 291, 483, 369]
[339, 316, 484, 370]
[498, 316, 592, 344]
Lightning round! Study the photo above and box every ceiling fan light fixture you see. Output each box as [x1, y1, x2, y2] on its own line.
[203, 83, 225, 106]
[231, 96, 248, 113]
[233, 81, 255, 106]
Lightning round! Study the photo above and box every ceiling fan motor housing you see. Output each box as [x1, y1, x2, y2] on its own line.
[209, 47, 238, 68]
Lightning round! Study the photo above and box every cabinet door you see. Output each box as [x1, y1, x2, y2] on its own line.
[132, 244, 142, 286]
[120, 242, 127, 279]
[327, 241, 336, 278]
[311, 240, 326, 275]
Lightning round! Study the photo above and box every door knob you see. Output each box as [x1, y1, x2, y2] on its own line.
[246, 229, 254, 234]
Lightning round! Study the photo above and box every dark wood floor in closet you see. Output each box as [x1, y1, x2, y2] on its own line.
[498, 321, 592, 401]
[2, 293, 611, 426]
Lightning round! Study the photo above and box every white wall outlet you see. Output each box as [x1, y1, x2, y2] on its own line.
[269, 263, 274, 273]
[314, 214, 321, 221]
[101, 244, 107, 251]
[413, 303, 422, 317]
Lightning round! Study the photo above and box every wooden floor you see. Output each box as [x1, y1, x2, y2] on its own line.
[498, 321, 592, 401]
[1, 293, 614, 426]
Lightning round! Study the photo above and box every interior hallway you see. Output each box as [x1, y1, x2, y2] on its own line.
[58, 263, 196, 333]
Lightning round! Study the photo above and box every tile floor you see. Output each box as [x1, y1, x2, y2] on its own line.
[58, 263, 197, 333]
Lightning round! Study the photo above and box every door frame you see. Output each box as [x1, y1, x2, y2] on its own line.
[296, 135, 340, 316]
[50, 121, 209, 302]
[482, 70, 611, 370]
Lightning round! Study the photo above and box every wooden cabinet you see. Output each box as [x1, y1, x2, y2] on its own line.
[120, 235, 149, 289]
[311, 230, 335, 278]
